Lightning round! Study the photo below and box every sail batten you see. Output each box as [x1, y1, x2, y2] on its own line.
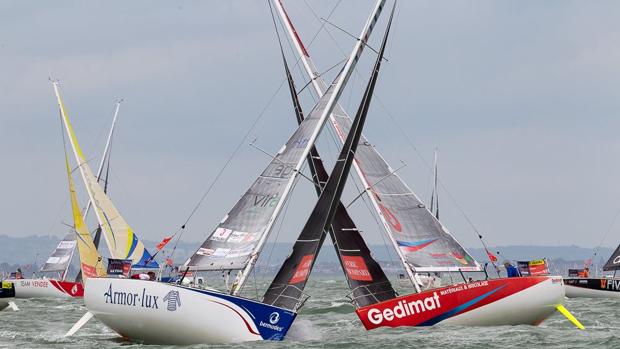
[53, 82, 157, 268]
[273, 0, 479, 274]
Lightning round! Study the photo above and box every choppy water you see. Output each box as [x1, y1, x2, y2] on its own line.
[2, 278, 620, 349]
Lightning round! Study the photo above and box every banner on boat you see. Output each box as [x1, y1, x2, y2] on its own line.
[107, 259, 132, 277]
[517, 259, 549, 276]
[568, 269, 587, 277]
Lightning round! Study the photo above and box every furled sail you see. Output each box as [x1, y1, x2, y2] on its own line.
[184, 0, 386, 291]
[603, 245, 620, 271]
[273, 0, 479, 273]
[53, 82, 157, 268]
[65, 154, 106, 279]
[274, 24, 397, 308]
[40, 232, 76, 276]
[262, 8, 394, 311]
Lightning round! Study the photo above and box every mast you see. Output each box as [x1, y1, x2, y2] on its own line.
[274, 0, 479, 290]
[71, 100, 120, 282]
[430, 148, 439, 220]
[272, 0, 419, 290]
[230, 0, 386, 295]
[83, 99, 122, 219]
[263, 7, 395, 310]
[265, 2, 397, 308]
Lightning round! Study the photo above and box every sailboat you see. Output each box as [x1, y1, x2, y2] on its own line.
[273, 0, 567, 328]
[12, 100, 122, 299]
[564, 247, 620, 298]
[72, 1, 388, 344]
[53, 81, 158, 271]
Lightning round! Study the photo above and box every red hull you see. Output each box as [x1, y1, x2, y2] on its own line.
[356, 276, 562, 329]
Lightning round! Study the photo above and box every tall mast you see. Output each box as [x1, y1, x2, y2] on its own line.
[263, 5, 396, 310]
[71, 101, 120, 282]
[230, 0, 386, 295]
[83, 99, 122, 218]
[272, 0, 421, 291]
[430, 148, 439, 220]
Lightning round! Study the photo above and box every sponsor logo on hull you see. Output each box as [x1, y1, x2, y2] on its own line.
[17, 279, 83, 298]
[95, 280, 297, 341]
[565, 278, 620, 292]
[356, 277, 548, 330]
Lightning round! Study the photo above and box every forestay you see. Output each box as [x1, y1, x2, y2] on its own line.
[40, 232, 76, 274]
[53, 82, 157, 269]
[184, 0, 386, 274]
[273, 0, 479, 273]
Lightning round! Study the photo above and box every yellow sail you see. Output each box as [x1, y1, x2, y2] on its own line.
[53, 81, 157, 268]
[65, 155, 106, 279]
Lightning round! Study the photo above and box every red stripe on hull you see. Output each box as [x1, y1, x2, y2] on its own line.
[356, 277, 551, 329]
[50, 280, 84, 298]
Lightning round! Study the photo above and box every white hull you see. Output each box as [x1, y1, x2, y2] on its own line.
[84, 278, 296, 345]
[443, 277, 564, 326]
[14, 278, 81, 299]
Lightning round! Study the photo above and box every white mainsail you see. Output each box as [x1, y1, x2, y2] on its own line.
[273, 0, 480, 279]
[52, 82, 157, 268]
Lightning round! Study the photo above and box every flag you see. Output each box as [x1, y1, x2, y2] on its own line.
[165, 258, 173, 267]
[485, 248, 498, 262]
[156, 236, 173, 251]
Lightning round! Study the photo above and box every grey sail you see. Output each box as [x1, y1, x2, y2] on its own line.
[40, 232, 76, 274]
[262, 7, 394, 310]
[184, 0, 386, 273]
[183, 86, 340, 271]
[272, 0, 479, 273]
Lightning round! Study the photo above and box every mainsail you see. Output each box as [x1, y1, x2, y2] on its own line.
[65, 154, 106, 279]
[603, 245, 620, 271]
[53, 82, 157, 268]
[263, 7, 393, 310]
[273, 0, 479, 274]
[40, 232, 76, 278]
[184, 0, 386, 296]
[272, 19, 397, 308]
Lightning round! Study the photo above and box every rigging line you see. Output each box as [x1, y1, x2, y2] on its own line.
[589, 205, 620, 265]
[273, 0, 342, 96]
[178, 0, 342, 243]
[303, 3, 491, 259]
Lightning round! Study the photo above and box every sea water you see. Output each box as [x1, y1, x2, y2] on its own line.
[1, 278, 619, 349]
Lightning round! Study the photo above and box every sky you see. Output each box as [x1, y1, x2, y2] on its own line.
[1, 1, 620, 250]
